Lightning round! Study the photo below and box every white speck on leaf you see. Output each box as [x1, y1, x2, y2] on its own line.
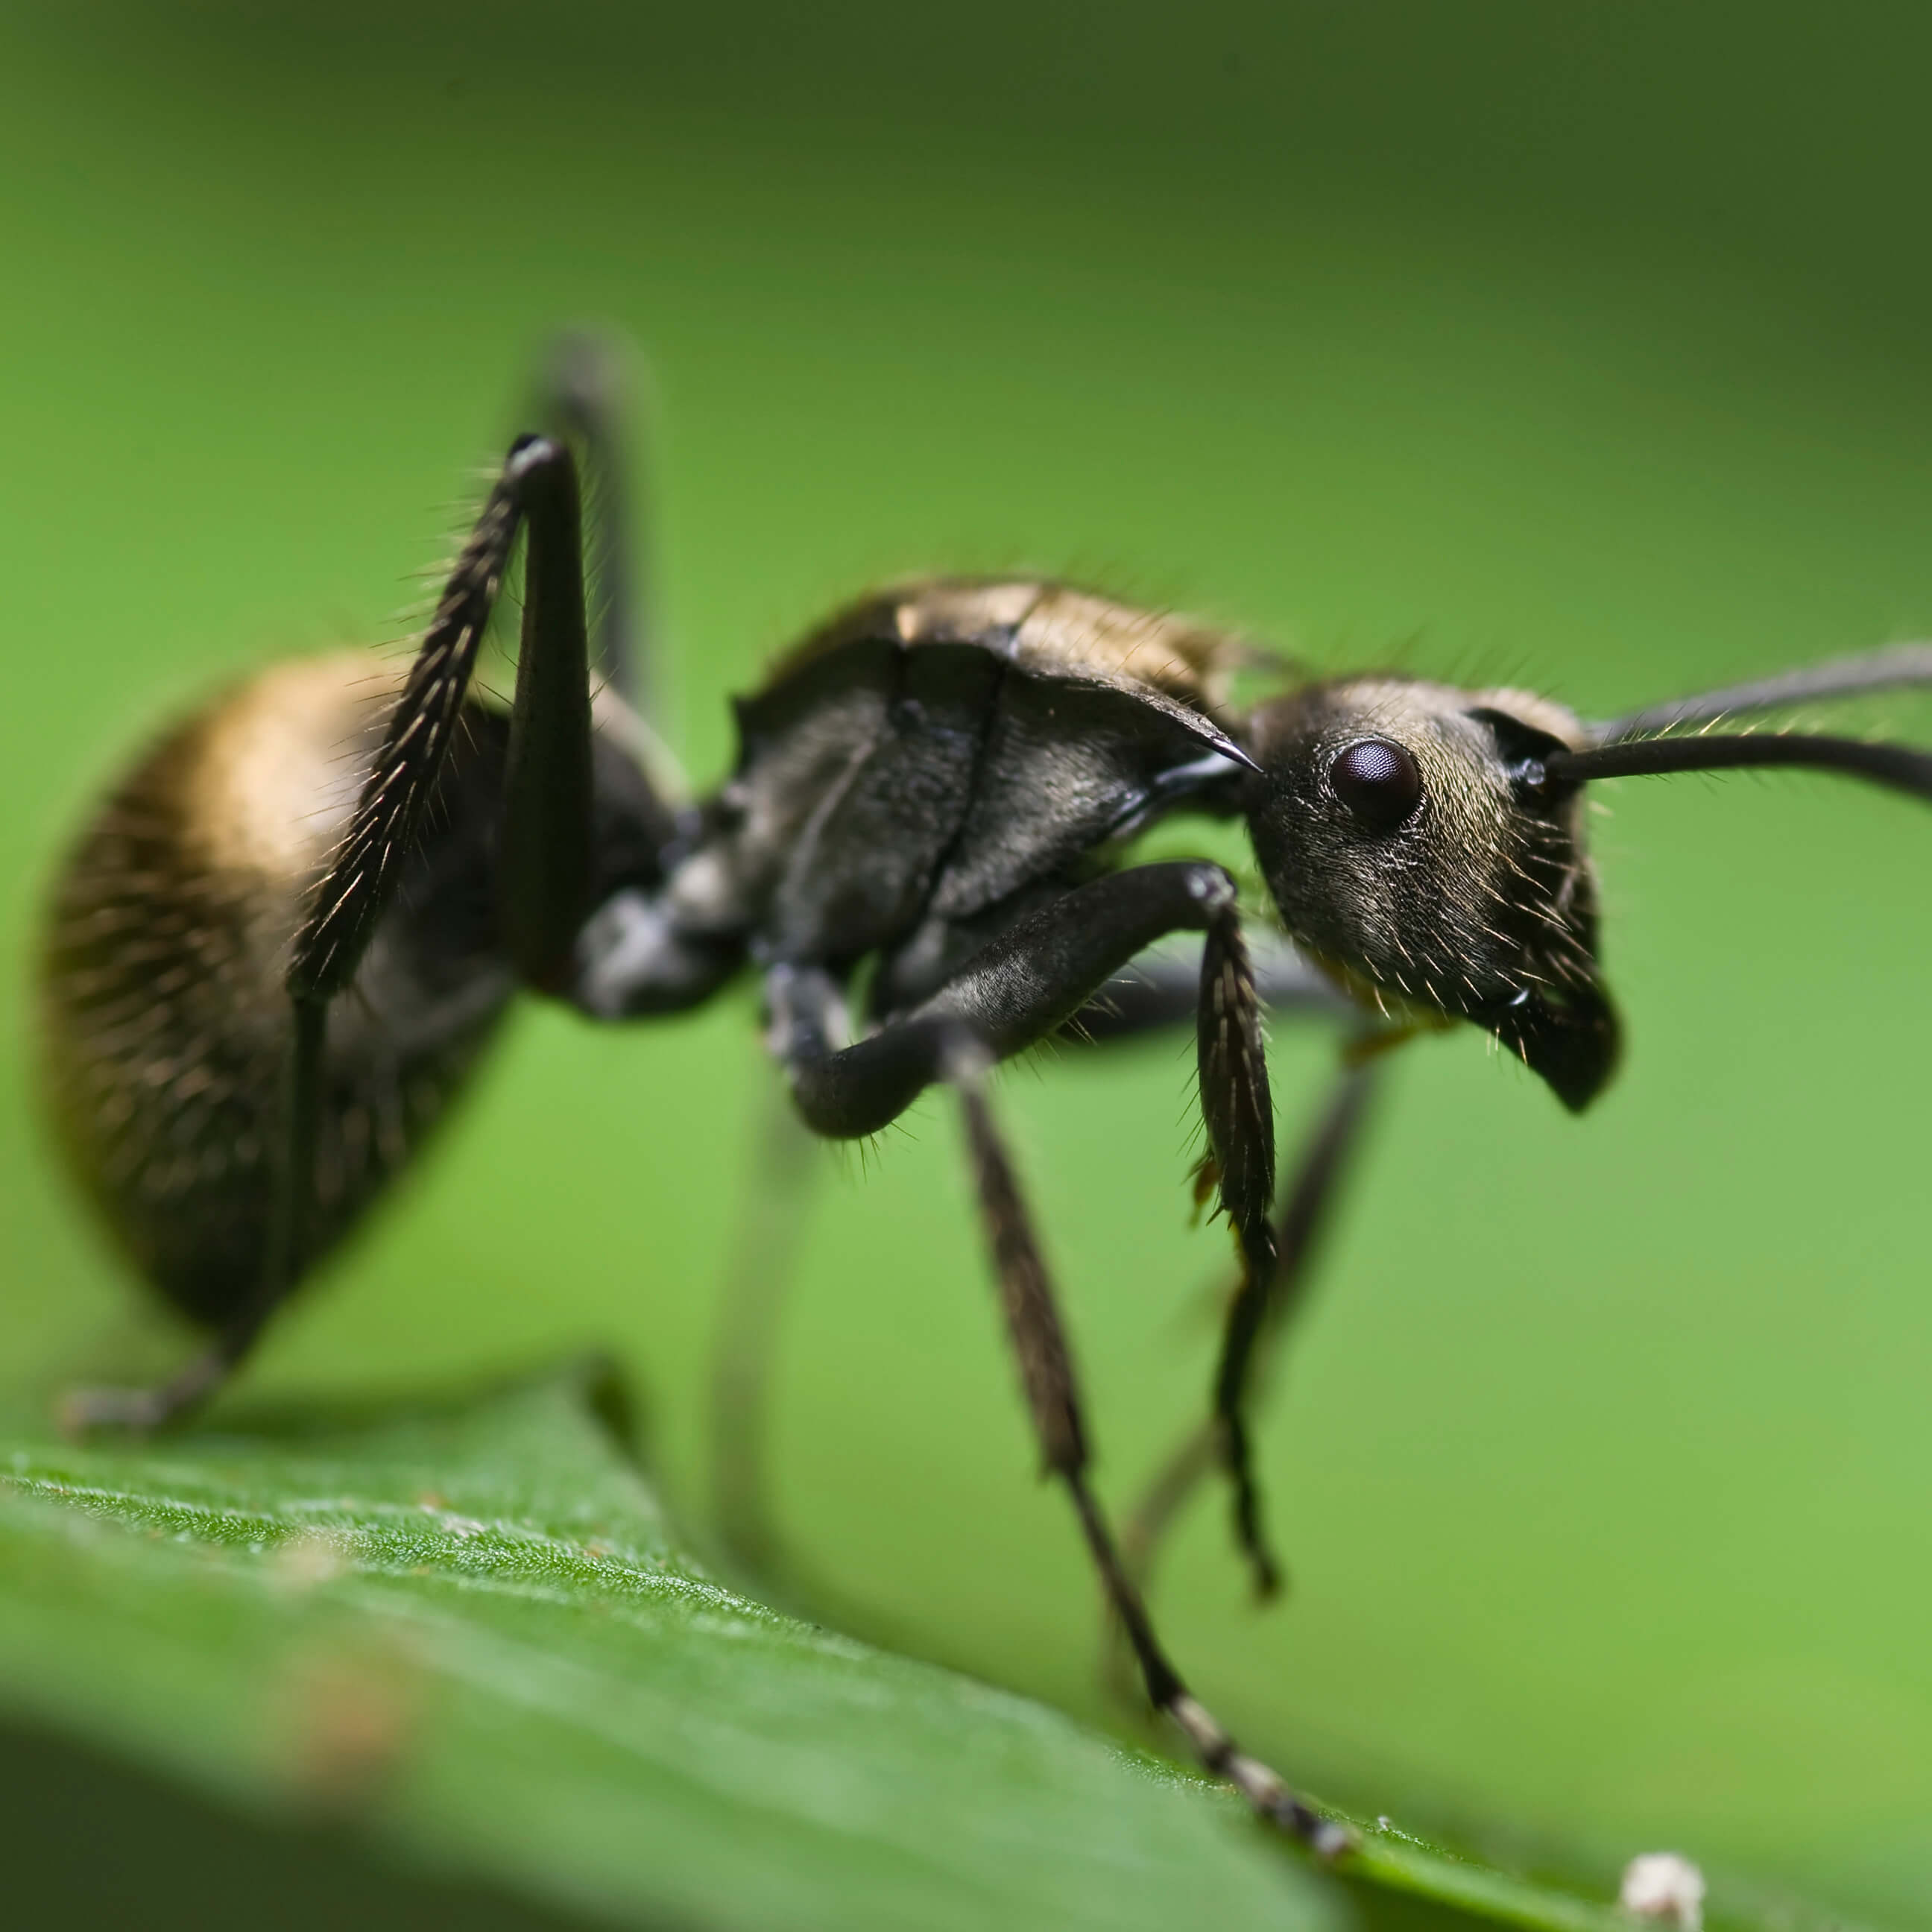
[1620, 1852, 1705, 1931]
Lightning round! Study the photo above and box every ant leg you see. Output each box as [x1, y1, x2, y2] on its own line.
[771, 869, 1281, 1580]
[1063, 929, 1348, 1044]
[534, 333, 648, 710]
[61, 1001, 328, 1431]
[948, 1045, 1350, 1856]
[1191, 906, 1289, 1596]
[1052, 938, 1388, 1607]
[772, 862, 1269, 1138]
[1125, 1054, 1381, 1597]
[532, 334, 690, 815]
[710, 1082, 821, 1573]
[68, 438, 604, 1431]
[295, 434, 599, 1002]
[760, 868, 1345, 1843]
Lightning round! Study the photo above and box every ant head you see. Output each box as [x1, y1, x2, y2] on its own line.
[1245, 677, 1619, 1111]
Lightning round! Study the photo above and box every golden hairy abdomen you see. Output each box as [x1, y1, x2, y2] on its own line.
[40, 653, 514, 1326]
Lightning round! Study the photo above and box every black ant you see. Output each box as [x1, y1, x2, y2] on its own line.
[37, 340, 1932, 1854]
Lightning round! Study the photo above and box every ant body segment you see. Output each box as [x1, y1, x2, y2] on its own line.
[38, 344, 1932, 1851]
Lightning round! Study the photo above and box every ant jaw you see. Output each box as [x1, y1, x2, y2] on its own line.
[1298, 942, 1619, 1111]
[1474, 977, 1621, 1113]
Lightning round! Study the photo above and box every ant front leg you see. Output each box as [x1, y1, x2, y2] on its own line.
[1193, 906, 1290, 1596]
[771, 862, 1270, 1138]
[1063, 926, 1348, 1044]
[66, 437, 603, 1432]
[1126, 1051, 1383, 1599]
[1058, 929, 1387, 1597]
[1055, 935, 1384, 1590]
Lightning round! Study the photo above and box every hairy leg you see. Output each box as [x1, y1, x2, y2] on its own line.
[68, 437, 620, 1430]
[950, 1044, 1348, 1854]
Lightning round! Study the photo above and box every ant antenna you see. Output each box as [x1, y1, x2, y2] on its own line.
[1543, 731, 1932, 804]
[1595, 640, 1932, 741]
[1550, 638, 1932, 804]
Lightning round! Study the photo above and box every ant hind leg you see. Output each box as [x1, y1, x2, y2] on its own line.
[66, 435, 604, 1433]
[61, 1001, 329, 1433]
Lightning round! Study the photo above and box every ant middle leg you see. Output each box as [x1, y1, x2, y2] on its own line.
[949, 1042, 1348, 1854]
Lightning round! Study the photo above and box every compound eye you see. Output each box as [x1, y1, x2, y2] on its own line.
[1330, 736, 1422, 833]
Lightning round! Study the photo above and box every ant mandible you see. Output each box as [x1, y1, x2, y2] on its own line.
[38, 339, 1932, 1853]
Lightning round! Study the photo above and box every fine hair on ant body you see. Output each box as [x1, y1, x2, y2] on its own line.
[39, 338, 1932, 1852]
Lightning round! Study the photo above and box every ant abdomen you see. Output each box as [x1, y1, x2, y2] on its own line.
[39, 653, 515, 1328]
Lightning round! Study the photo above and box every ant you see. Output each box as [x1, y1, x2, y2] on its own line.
[37, 339, 1932, 1854]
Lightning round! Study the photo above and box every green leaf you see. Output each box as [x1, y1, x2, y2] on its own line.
[0, 1363, 1864, 1932]
[0, 1363, 1345, 1932]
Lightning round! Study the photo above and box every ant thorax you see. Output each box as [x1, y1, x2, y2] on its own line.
[608, 581, 1254, 1017]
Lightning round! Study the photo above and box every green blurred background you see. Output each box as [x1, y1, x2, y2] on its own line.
[3, 3, 1931, 1924]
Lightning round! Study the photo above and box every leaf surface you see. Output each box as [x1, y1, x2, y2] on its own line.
[0, 1363, 1866, 1932]
[0, 1365, 1345, 1931]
